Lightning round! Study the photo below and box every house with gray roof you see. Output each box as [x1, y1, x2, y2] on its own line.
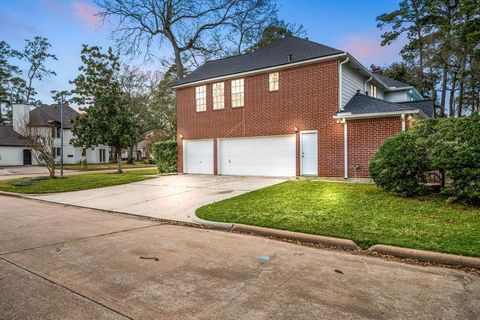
[173, 36, 434, 178]
[0, 104, 109, 166]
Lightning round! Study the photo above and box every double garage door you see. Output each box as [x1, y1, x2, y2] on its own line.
[183, 135, 296, 177]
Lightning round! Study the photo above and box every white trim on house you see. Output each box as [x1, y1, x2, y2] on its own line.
[343, 120, 348, 179]
[338, 57, 350, 111]
[333, 109, 428, 120]
[172, 53, 347, 89]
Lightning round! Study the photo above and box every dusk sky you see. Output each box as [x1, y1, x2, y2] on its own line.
[1, 0, 406, 104]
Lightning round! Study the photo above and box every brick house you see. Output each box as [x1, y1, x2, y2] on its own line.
[173, 36, 434, 178]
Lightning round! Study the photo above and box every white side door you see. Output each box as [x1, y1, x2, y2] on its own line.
[300, 131, 318, 176]
[183, 139, 214, 174]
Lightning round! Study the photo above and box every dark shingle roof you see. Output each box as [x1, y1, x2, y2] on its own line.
[0, 124, 25, 146]
[343, 93, 414, 114]
[174, 36, 343, 86]
[398, 99, 435, 118]
[29, 105, 80, 128]
[372, 74, 411, 89]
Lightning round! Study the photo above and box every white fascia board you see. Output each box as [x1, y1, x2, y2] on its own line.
[172, 53, 347, 89]
[333, 109, 420, 120]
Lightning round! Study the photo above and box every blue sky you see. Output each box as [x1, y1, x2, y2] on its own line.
[0, 0, 405, 104]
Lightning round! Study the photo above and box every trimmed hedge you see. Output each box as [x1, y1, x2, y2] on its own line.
[369, 114, 480, 204]
[153, 140, 177, 173]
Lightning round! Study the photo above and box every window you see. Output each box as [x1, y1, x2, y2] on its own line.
[99, 149, 106, 163]
[370, 84, 377, 98]
[212, 82, 224, 110]
[195, 85, 207, 112]
[231, 79, 244, 107]
[269, 72, 279, 91]
[52, 147, 61, 157]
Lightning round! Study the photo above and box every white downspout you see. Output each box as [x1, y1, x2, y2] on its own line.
[401, 114, 406, 131]
[364, 76, 373, 94]
[343, 119, 348, 179]
[338, 57, 350, 111]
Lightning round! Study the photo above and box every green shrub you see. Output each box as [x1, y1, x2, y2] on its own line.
[152, 140, 177, 173]
[369, 132, 430, 196]
[428, 114, 480, 204]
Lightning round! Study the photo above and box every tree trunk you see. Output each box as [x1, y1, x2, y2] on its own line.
[117, 148, 123, 174]
[439, 67, 448, 117]
[127, 145, 133, 164]
[448, 73, 457, 118]
[457, 56, 466, 117]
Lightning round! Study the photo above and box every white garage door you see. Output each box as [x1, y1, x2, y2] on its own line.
[183, 139, 214, 174]
[218, 135, 296, 177]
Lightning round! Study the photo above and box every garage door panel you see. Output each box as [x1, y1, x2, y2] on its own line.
[219, 135, 296, 177]
[184, 140, 213, 174]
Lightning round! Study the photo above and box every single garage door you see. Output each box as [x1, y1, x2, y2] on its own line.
[218, 135, 296, 177]
[183, 139, 214, 174]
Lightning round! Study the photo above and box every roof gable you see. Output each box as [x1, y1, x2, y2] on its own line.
[174, 36, 343, 87]
[372, 74, 411, 89]
[343, 93, 414, 115]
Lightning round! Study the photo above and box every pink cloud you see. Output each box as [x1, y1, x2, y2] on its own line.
[72, 1, 100, 28]
[337, 33, 407, 66]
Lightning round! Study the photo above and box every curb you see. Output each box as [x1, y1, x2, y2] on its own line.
[231, 223, 360, 251]
[368, 244, 480, 269]
[191, 217, 234, 230]
[0, 190, 23, 198]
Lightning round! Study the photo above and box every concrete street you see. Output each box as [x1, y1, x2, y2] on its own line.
[1, 196, 479, 319]
[26, 175, 286, 222]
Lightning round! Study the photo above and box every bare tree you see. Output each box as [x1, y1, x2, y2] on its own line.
[95, 0, 277, 78]
[19, 120, 56, 178]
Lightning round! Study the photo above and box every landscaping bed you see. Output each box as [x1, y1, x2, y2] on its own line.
[196, 180, 480, 257]
[0, 169, 159, 194]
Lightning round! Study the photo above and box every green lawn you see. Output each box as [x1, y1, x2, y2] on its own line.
[196, 180, 480, 257]
[57, 161, 156, 171]
[0, 169, 159, 194]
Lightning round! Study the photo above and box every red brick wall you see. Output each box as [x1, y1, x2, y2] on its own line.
[176, 59, 344, 176]
[347, 117, 403, 178]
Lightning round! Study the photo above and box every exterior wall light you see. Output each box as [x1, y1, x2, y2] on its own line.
[294, 127, 298, 132]
[179, 134, 184, 139]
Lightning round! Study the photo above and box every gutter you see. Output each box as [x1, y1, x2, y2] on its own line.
[333, 109, 421, 120]
[364, 76, 372, 94]
[172, 52, 347, 89]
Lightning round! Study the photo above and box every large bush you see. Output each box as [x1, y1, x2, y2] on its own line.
[428, 114, 480, 204]
[370, 114, 480, 204]
[153, 140, 177, 173]
[369, 132, 430, 196]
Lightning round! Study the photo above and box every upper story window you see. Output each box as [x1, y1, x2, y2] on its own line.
[212, 82, 224, 110]
[231, 79, 244, 108]
[370, 84, 377, 98]
[195, 85, 207, 112]
[269, 72, 279, 91]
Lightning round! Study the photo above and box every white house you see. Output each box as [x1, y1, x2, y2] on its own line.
[0, 104, 110, 166]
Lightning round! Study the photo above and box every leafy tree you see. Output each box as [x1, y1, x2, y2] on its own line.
[0, 41, 22, 119]
[70, 45, 137, 173]
[20, 36, 57, 104]
[70, 45, 121, 106]
[71, 94, 138, 173]
[153, 140, 177, 173]
[246, 19, 306, 52]
[95, 0, 277, 78]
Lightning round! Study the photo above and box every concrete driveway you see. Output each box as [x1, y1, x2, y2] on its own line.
[27, 174, 286, 222]
[1, 196, 479, 319]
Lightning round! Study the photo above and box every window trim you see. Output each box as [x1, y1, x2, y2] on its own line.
[212, 82, 225, 110]
[269, 72, 279, 91]
[231, 78, 244, 108]
[195, 85, 207, 112]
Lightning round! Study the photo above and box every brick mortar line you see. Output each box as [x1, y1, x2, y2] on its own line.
[0, 256, 133, 319]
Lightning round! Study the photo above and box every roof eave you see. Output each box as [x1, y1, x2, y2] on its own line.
[172, 52, 347, 89]
[333, 109, 420, 120]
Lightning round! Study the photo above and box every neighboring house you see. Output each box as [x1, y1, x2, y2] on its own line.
[173, 36, 434, 178]
[0, 104, 110, 166]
